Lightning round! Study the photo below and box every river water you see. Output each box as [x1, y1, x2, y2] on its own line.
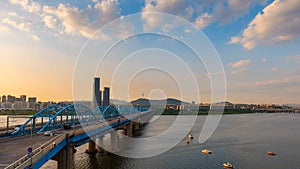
[2, 113, 300, 169]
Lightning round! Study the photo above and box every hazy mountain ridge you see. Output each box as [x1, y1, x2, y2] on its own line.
[130, 98, 190, 106]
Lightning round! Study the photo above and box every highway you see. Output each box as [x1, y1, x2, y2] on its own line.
[0, 134, 56, 169]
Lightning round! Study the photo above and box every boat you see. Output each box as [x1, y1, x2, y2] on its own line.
[201, 149, 212, 154]
[267, 151, 277, 156]
[188, 134, 194, 139]
[223, 162, 234, 168]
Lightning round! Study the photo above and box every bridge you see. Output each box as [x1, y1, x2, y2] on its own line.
[0, 104, 154, 169]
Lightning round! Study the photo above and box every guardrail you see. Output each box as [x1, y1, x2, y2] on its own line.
[5, 134, 66, 169]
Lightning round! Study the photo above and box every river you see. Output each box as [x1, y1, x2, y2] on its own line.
[2, 113, 300, 169]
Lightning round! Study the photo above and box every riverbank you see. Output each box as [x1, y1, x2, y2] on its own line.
[0, 109, 294, 116]
[0, 110, 37, 115]
[159, 109, 282, 115]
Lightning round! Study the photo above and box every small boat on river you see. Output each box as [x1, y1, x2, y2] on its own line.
[201, 149, 212, 154]
[267, 151, 277, 156]
[223, 162, 234, 168]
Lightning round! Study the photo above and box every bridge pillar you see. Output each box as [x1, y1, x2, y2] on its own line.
[96, 136, 105, 153]
[86, 141, 98, 154]
[125, 122, 133, 137]
[133, 122, 140, 130]
[52, 134, 74, 169]
[110, 131, 119, 152]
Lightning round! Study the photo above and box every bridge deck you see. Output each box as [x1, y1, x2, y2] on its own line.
[0, 134, 55, 169]
[1, 110, 153, 169]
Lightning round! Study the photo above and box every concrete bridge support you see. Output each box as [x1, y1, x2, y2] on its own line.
[133, 122, 140, 130]
[124, 122, 133, 137]
[96, 136, 105, 153]
[110, 131, 119, 152]
[52, 134, 74, 169]
[86, 141, 98, 154]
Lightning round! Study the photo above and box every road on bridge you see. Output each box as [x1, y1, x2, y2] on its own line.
[0, 134, 57, 169]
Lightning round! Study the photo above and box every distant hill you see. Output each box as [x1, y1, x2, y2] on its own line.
[286, 104, 300, 108]
[110, 99, 129, 105]
[130, 98, 190, 107]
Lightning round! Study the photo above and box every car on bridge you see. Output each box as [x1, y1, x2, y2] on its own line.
[44, 131, 54, 136]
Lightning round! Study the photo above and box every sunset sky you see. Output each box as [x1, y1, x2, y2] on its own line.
[0, 0, 299, 104]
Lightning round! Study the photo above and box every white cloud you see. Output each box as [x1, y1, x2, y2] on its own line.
[230, 69, 246, 75]
[43, 15, 57, 29]
[285, 55, 300, 62]
[3, 17, 31, 32]
[8, 12, 18, 17]
[253, 76, 300, 87]
[141, 0, 266, 30]
[194, 13, 213, 29]
[197, 0, 267, 29]
[229, 0, 300, 50]
[31, 34, 40, 41]
[10, 0, 41, 13]
[0, 25, 9, 31]
[229, 59, 251, 68]
[10, 0, 28, 8]
[261, 58, 267, 62]
[43, 1, 121, 39]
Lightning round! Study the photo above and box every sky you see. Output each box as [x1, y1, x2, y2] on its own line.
[0, 0, 299, 104]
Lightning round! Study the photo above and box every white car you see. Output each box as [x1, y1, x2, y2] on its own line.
[44, 131, 54, 136]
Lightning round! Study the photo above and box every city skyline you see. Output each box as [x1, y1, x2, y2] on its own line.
[0, 0, 300, 104]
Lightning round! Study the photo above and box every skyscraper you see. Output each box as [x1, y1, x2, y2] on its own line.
[94, 77, 102, 107]
[1, 95, 6, 102]
[103, 87, 110, 106]
[20, 95, 26, 102]
[7, 95, 16, 103]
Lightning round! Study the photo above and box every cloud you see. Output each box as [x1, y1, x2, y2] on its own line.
[196, 0, 267, 28]
[31, 34, 40, 41]
[3, 17, 31, 32]
[43, 1, 121, 39]
[230, 69, 246, 75]
[194, 13, 213, 29]
[228, 59, 251, 68]
[8, 12, 18, 17]
[141, 0, 265, 30]
[285, 55, 300, 62]
[43, 15, 57, 29]
[261, 58, 267, 62]
[0, 25, 9, 31]
[229, 0, 300, 50]
[271, 68, 278, 72]
[10, 0, 28, 8]
[10, 0, 41, 13]
[141, 0, 187, 32]
[253, 76, 300, 87]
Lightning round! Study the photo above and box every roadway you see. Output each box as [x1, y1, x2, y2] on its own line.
[0, 134, 56, 169]
[0, 118, 125, 169]
[1, 110, 153, 169]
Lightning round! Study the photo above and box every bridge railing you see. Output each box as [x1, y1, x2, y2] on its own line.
[5, 134, 66, 169]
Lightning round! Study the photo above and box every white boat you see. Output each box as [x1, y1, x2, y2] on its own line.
[201, 149, 212, 154]
[223, 162, 233, 168]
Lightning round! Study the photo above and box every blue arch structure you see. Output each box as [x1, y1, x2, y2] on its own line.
[10, 104, 150, 137]
[11, 104, 66, 136]
[37, 104, 93, 133]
